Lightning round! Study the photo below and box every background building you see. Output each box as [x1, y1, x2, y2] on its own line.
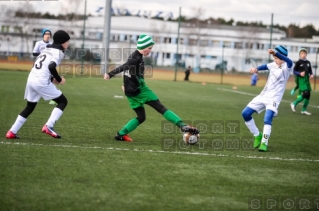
[0, 16, 319, 72]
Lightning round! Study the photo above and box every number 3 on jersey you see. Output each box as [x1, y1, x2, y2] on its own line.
[33, 54, 47, 69]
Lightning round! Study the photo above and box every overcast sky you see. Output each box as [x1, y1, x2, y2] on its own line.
[2, 0, 319, 28]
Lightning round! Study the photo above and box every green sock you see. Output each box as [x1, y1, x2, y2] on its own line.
[293, 95, 304, 106]
[302, 98, 310, 111]
[118, 118, 139, 135]
[163, 110, 185, 127]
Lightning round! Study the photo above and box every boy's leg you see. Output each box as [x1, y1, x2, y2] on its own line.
[142, 88, 189, 129]
[291, 93, 304, 110]
[146, 99, 182, 126]
[115, 94, 147, 141]
[291, 85, 299, 95]
[291, 76, 299, 95]
[6, 101, 37, 139]
[242, 106, 262, 148]
[117, 107, 145, 139]
[259, 109, 275, 152]
[146, 100, 199, 134]
[301, 90, 311, 115]
[42, 94, 68, 138]
[8, 81, 41, 138]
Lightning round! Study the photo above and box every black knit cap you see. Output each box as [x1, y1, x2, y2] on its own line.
[53, 30, 70, 45]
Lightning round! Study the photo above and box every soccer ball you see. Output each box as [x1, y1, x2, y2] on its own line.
[183, 132, 199, 145]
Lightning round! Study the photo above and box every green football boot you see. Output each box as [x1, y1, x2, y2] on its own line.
[49, 100, 57, 106]
[258, 142, 268, 152]
[253, 132, 262, 148]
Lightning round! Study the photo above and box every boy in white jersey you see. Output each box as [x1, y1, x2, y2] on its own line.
[33, 28, 52, 57]
[32, 28, 57, 106]
[6, 30, 70, 139]
[241, 46, 293, 152]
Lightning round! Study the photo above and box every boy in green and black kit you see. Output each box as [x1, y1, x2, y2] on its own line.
[104, 34, 199, 142]
[290, 48, 314, 115]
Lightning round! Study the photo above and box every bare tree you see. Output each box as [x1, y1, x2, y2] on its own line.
[150, 21, 169, 66]
[234, 26, 262, 71]
[5, 2, 37, 55]
[60, 0, 82, 22]
[181, 7, 207, 72]
[59, 0, 83, 34]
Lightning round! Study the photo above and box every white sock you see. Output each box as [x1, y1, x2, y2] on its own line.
[245, 119, 260, 136]
[46, 108, 63, 128]
[10, 115, 27, 134]
[261, 124, 272, 145]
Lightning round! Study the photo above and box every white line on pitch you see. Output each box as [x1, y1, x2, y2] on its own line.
[1, 141, 318, 163]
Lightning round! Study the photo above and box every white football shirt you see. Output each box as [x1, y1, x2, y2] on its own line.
[259, 62, 294, 102]
[28, 47, 64, 82]
[33, 40, 52, 53]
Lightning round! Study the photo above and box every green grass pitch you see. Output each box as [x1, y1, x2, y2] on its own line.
[0, 70, 318, 211]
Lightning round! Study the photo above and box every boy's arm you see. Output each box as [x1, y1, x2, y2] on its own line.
[274, 51, 293, 68]
[293, 60, 300, 71]
[48, 62, 62, 83]
[256, 64, 269, 71]
[107, 58, 136, 78]
[32, 42, 40, 57]
[250, 64, 268, 73]
[309, 62, 313, 75]
[294, 70, 301, 76]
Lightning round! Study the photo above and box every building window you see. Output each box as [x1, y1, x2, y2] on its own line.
[166, 53, 171, 59]
[245, 43, 253, 49]
[212, 40, 219, 47]
[164, 37, 171, 44]
[14, 26, 22, 33]
[234, 42, 242, 49]
[32, 28, 42, 33]
[111, 34, 120, 41]
[301, 47, 310, 53]
[1, 26, 10, 33]
[256, 43, 261, 49]
[154, 37, 161, 43]
[224, 41, 231, 48]
[200, 40, 208, 46]
[290, 46, 296, 52]
[189, 39, 197, 46]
